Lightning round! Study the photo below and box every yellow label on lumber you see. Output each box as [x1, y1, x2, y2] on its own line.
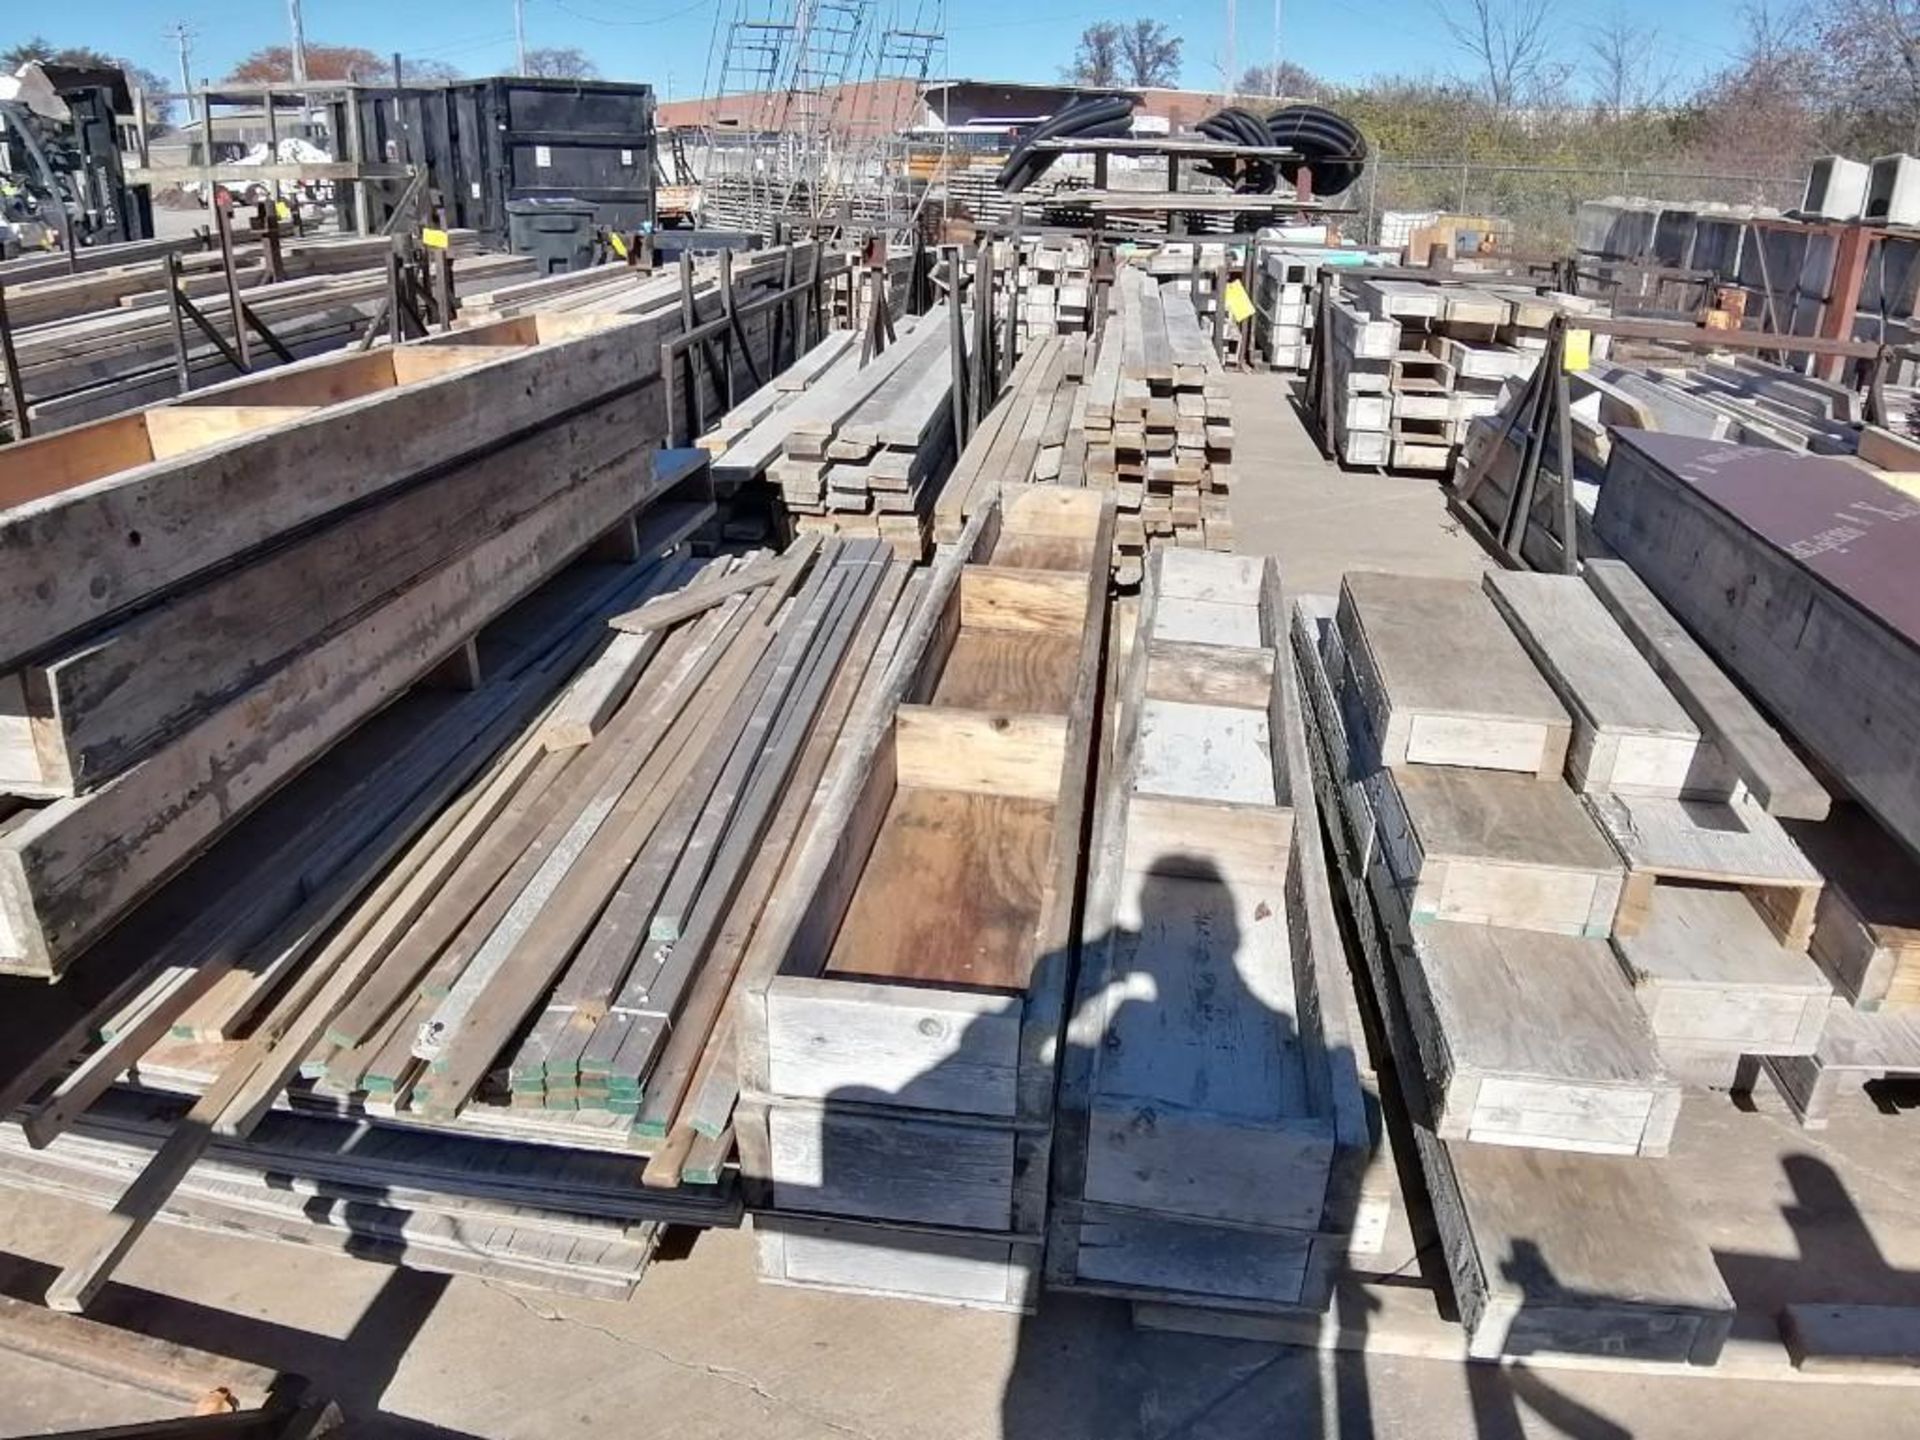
[274, 199, 292, 220]
[1563, 328, 1592, 372]
[608, 231, 630, 259]
[422, 227, 451, 250]
[1223, 280, 1256, 325]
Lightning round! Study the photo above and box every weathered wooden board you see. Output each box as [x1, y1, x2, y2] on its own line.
[1766, 1001, 1920, 1129]
[1581, 557, 1828, 820]
[764, 1104, 1015, 1230]
[1483, 571, 1723, 797]
[1337, 571, 1571, 778]
[1612, 885, 1830, 1052]
[1788, 806, 1920, 1009]
[755, 1212, 1039, 1312]
[1365, 762, 1625, 937]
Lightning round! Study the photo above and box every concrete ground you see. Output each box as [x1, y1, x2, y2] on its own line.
[2, 376, 1918, 1439]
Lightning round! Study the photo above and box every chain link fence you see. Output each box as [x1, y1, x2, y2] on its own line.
[1355, 159, 1806, 253]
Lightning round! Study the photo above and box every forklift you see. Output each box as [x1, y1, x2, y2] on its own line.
[0, 60, 151, 257]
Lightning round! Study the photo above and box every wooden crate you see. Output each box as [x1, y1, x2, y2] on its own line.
[736, 488, 1114, 1265]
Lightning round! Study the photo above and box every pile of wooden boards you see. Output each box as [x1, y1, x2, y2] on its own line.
[992, 234, 1094, 342]
[933, 334, 1089, 544]
[1594, 433, 1920, 1125]
[737, 488, 1113, 1312]
[1049, 549, 1391, 1317]
[1292, 578, 1739, 1362]
[1083, 266, 1236, 567]
[1321, 275, 1605, 470]
[713, 310, 959, 559]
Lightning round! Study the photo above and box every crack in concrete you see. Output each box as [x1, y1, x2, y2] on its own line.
[478, 1280, 882, 1440]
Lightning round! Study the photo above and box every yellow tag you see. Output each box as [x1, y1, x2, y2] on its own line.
[274, 199, 292, 221]
[422, 227, 450, 250]
[608, 230, 629, 259]
[1563, 327, 1592, 372]
[1223, 280, 1256, 325]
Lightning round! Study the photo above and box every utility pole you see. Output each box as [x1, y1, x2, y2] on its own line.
[165, 23, 197, 123]
[1224, 0, 1237, 101]
[287, 0, 309, 84]
[514, 0, 529, 75]
[1271, 0, 1281, 96]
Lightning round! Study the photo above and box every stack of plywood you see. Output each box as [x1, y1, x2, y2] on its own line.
[1255, 245, 1401, 373]
[1292, 590, 1737, 1363]
[1049, 550, 1381, 1318]
[736, 489, 1114, 1312]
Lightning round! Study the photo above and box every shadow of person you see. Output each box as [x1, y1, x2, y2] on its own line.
[1715, 1151, 1920, 1312]
[786, 852, 1355, 1438]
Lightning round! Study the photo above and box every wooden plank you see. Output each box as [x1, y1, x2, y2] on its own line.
[1592, 433, 1917, 852]
[1337, 571, 1571, 778]
[15, 415, 676, 794]
[608, 552, 788, 634]
[0, 461, 661, 976]
[0, 1295, 279, 1407]
[1582, 558, 1830, 820]
[1790, 806, 1920, 1008]
[765, 1104, 1014, 1230]
[823, 789, 1052, 990]
[957, 566, 1087, 635]
[0, 308, 667, 669]
[892, 707, 1068, 802]
[1612, 885, 1830, 1052]
[1483, 571, 1722, 797]
[1133, 699, 1275, 807]
[1366, 763, 1625, 937]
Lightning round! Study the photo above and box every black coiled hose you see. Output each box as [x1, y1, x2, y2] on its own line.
[995, 93, 1138, 191]
[1265, 103, 1368, 196]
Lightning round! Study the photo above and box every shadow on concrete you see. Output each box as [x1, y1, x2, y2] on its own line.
[0, 1252, 479, 1439]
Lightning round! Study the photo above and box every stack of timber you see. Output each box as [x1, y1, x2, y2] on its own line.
[932, 335, 1090, 545]
[9, 246, 535, 433]
[992, 233, 1094, 341]
[1048, 549, 1383, 1317]
[1292, 589, 1738, 1363]
[0, 467, 722, 1309]
[3, 529, 935, 1305]
[1255, 245, 1399, 372]
[737, 488, 1114, 1312]
[723, 310, 958, 559]
[1082, 267, 1236, 569]
[1321, 275, 1606, 471]
[1593, 432, 1920, 1125]
[1328, 572, 1689, 1153]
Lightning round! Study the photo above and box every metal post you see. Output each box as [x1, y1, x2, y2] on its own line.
[214, 199, 251, 371]
[163, 255, 194, 394]
[514, 0, 529, 75]
[0, 282, 30, 442]
[1553, 356, 1578, 576]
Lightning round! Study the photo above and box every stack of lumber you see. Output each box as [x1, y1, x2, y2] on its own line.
[1255, 245, 1399, 372]
[1326, 571, 1682, 1155]
[1321, 276, 1607, 471]
[932, 335, 1089, 544]
[993, 233, 1093, 340]
[1292, 587, 1738, 1363]
[721, 310, 958, 559]
[1082, 267, 1235, 569]
[737, 488, 1114, 1312]
[11, 248, 535, 432]
[1048, 550, 1379, 1317]
[1593, 432, 1920, 1124]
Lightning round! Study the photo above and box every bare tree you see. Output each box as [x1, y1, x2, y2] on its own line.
[1120, 19, 1182, 87]
[1585, 8, 1674, 115]
[1237, 60, 1323, 99]
[1818, 0, 1920, 151]
[1065, 22, 1124, 86]
[1443, 0, 1564, 111]
[523, 46, 599, 80]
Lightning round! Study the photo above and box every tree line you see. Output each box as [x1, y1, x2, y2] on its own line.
[1066, 0, 1920, 180]
[3, 34, 599, 134]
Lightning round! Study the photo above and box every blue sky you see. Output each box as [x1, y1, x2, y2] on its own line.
[10, 0, 1748, 105]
